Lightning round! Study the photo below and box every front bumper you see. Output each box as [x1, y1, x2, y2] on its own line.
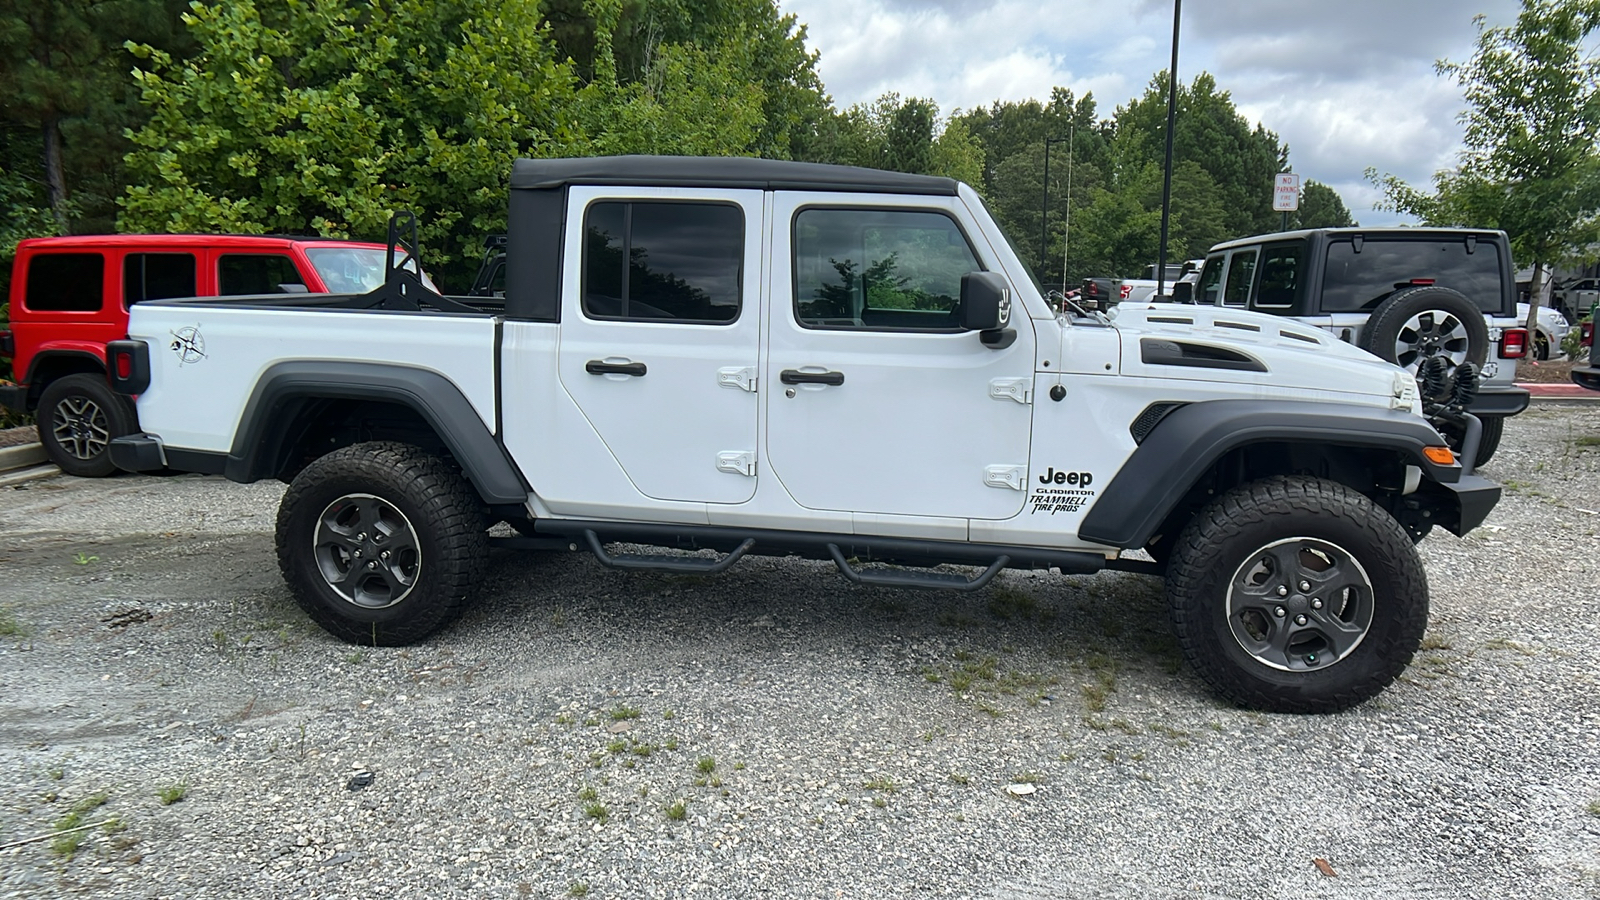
[109, 433, 166, 472]
[1467, 386, 1530, 418]
[0, 383, 28, 414]
[1439, 474, 1501, 536]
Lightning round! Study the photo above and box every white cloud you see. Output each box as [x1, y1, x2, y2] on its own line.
[780, 0, 1527, 226]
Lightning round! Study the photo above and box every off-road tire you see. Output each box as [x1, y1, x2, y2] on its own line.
[1360, 285, 1489, 377]
[276, 441, 487, 645]
[38, 373, 137, 478]
[1167, 476, 1428, 714]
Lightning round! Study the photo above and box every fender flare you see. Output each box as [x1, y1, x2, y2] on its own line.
[1077, 399, 1460, 548]
[226, 361, 527, 505]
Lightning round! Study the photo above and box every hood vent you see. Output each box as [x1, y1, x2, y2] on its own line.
[1140, 338, 1267, 372]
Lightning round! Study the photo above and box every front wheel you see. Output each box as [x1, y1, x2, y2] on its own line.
[1166, 476, 1428, 713]
[275, 442, 487, 645]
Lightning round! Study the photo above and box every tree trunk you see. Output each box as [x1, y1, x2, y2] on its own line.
[42, 116, 71, 234]
[1523, 261, 1544, 346]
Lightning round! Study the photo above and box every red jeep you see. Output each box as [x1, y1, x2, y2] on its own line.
[0, 234, 406, 476]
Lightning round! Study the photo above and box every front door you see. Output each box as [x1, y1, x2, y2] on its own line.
[764, 196, 1036, 520]
[555, 187, 764, 505]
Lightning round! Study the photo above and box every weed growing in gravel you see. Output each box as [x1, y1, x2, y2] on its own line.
[72, 552, 98, 566]
[1010, 772, 1044, 784]
[872, 796, 887, 808]
[157, 783, 187, 805]
[948, 772, 971, 785]
[1148, 724, 1191, 745]
[48, 767, 63, 781]
[1420, 634, 1454, 652]
[577, 786, 598, 801]
[987, 585, 1042, 621]
[1079, 653, 1117, 712]
[0, 607, 24, 637]
[583, 802, 608, 822]
[1587, 800, 1600, 818]
[606, 739, 627, 754]
[630, 742, 655, 757]
[609, 705, 642, 721]
[696, 756, 716, 775]
[1573, 436, 1600, 448]
[568, 882, 589, 896]
[863, 776, 898, 793]
[344, 651, 364, 665]
[665, 799, 688, 821]
[49, 791, 109, 858]
[664, 738, 679, 751]
[662, 709, 675, 720]
[555, 713, 574, 725]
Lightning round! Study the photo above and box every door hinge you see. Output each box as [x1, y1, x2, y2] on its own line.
[717, 451, 757, 477]
[988, 377, 1031, 404]
[717, 366, 758, 392]
[983, 465, 1026, 491]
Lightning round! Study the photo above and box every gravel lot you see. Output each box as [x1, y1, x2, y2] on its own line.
[2, 405, 1599, 899]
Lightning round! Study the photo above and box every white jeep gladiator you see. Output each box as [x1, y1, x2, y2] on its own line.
[106, 156, 1499, 713]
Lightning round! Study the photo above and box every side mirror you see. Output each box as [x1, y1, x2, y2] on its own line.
[1171, 281, 1193, 303]
[960, 271, 1016, 349]
[960, 271, 1011, 331]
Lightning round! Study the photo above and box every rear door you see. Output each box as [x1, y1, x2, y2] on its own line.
[554, 187, 764, 505]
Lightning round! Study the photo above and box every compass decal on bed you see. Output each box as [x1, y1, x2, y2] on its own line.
[169, 324, 207, 366]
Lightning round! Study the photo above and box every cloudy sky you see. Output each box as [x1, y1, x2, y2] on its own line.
[779, 0, 1525, 226]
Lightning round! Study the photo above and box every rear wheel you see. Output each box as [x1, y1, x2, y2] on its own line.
[38, 373, 136, 478]
[1360, 286, 1489, 378]
[276, 442, 487, 645]
[1166, 476, 1428, 713]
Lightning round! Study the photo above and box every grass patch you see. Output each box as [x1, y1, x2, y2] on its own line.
[609, 705, 642, 721]
[862, 776, 898, 793]
[665, 799, 688, 821]
[576, 785, 598, 801]
[583, 802, 608, 822]
[696, 756, 716, 775]
[0, 607, 24, 637]
[157, 782, 187, 806]
[568, 883, 590, 897]
[49, 792, 110, 858]
[986, 585, 1041, 621]
[1587, 800, 1600, 818]
[1573, 436, 1600, 448]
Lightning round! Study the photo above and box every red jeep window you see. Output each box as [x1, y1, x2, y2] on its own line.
[218, 254, 306, 295]
[25, 253, 105, 312]
[124, 253, 197, 306]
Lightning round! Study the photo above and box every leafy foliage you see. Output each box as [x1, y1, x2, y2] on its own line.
[1369, 0, 1600, 328]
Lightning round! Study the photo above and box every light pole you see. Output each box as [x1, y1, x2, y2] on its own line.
[1156, 0, 1182, 298]
[1041, 134, 1070, 289]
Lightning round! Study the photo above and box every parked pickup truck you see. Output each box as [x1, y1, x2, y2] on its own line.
[0, 233, 428, 476]
[107, 156, 1500, 713]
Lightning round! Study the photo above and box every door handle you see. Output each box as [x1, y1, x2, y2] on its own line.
[586, 359, 647, 377]
[779, 369, 844, 386]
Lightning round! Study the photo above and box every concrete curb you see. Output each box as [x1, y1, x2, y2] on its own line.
[0, 442, 46, 472]
[0, 443, 59, 485]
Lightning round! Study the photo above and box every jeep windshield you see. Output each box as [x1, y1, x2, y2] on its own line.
[1321, 238, 1504, 313]
[304, 247, 440, 294]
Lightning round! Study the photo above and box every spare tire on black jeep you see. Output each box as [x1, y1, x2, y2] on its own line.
[1359, 285, 1490, 376]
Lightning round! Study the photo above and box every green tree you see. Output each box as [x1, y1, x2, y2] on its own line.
[1291, 180, 1356, 229]
[538, 0, 829, 159]
[814, 93, 985, 183]
[1369, 0, 1600, 333]
[0, 0, 191, 233]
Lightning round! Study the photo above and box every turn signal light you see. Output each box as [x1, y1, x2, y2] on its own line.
[1423, 446, 1457, 465]
[1499, 327, 1528, 359]
[1583, 322, 1594, 347]
[115, 351, 133, 379]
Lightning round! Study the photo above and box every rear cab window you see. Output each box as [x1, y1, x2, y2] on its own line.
[1321, 237, 1506, 314]
[1222, 248, 1258, 307]
[24, 253, 106, 312]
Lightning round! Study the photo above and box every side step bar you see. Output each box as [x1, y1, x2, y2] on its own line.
[525, 518, 1107, 587]
[827, 544, 1010, 592]
[584, 530, 755, 575]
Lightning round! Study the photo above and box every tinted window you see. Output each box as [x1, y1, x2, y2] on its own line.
[218, 254, 305, 295]
[25, 253, 104, 312]
[1197, 256, 1224, 305]
[582, 201, 743, 323]
[1253, 245, 1302, 309]
[1223, 249, 1257, 307]
[123, 253, 197, 306]
[794, 208, 979, 330]
[1322, 239, 1504, 313]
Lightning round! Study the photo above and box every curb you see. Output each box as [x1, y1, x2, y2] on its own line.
[1516, 382, 1600, 404]
[0, 443, 59, 486]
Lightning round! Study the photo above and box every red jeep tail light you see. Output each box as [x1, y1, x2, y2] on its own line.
[115, 351, 132, 379]
[1409, 278, 1436, 286]
[1583, 322, 1595, 347]
[0, 329, 12, 356]
[1499, 327, 1528, 359]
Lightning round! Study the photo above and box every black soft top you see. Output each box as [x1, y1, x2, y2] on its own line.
[510, 155, 960, 196]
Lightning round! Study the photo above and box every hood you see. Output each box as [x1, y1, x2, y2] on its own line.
[1105, 303, 1416, 409]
